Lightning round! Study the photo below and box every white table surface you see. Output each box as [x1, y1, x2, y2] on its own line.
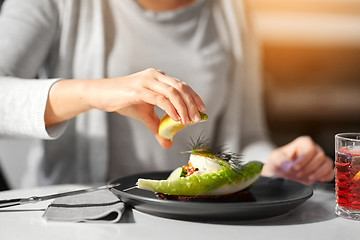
[0, 183, 358, 240]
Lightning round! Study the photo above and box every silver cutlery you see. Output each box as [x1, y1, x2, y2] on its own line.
[0, 183, 122, 208]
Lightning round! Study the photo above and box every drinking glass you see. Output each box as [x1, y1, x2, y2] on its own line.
[335, 133, 360, 220]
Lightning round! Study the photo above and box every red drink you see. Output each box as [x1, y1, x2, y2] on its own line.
[335, 147, 360, 211]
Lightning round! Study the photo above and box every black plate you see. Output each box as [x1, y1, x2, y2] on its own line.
[110, 171, 313, 221]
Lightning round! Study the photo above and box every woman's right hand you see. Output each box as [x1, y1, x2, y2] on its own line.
[45, 68, 206, 148]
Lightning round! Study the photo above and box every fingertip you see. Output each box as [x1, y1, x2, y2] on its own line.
[156, 135, 173, 149]
[187, 85, 206, 113]
[182, 116, 190, 125]
[321, 170, 335, 182]
[163, 109, 180, 122]
[163, 141, 173, 149]
[192, 112, 201, 123]
[161, 139, 173, 149]
[171, 113, 181, 122]
[199, 103, 206, 113]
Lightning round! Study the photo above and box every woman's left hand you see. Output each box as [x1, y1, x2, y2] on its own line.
[262, 136, 334, 184]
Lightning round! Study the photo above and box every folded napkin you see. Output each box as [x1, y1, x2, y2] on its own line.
[43, 189, 125, 223]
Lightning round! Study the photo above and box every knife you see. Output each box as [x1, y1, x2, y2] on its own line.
[0, 183, 122, 208]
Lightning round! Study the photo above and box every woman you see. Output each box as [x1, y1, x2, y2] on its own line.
[0, 0, 333, 187]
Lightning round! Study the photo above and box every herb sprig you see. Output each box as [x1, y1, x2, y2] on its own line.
[182, 134, 244, 172]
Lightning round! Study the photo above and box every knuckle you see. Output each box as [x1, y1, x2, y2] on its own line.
[167, 86, 178, 95]
[297, 135, 312, 143]
[269, 150, 283, 167]
[189, 104, 198, 112]
[176, 81, 188, 91]
[317, 151, 325, 159]
[155, 95, 167, 103]
[144, 68, 157, 76]
[103, 103, 118, 112]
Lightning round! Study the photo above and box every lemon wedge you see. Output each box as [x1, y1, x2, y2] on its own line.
[158, 113, 208, 141]
[354, 171, 360, 181]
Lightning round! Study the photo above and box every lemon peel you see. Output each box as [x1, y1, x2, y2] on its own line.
[354, 171, 360, 181]
[158, 113, 208, 141]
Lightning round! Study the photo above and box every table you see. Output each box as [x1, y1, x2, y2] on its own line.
[0, 183, 358, 240]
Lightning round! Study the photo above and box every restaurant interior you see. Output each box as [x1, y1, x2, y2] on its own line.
[0, 0, 359, 191]
[248, 0, 360, 159]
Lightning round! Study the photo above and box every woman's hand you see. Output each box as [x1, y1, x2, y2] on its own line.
[45, 68, 206, 148]
[262, 136, 334, 184]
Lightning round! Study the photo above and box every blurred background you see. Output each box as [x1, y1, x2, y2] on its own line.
[0, 0, 360, 189]
[245, 0, 360, 159]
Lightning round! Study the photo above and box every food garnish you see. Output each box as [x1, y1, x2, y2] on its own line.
[137, 136, 263, 197]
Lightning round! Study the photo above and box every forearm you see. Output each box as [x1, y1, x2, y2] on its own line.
[45, 69, 206, 134]
[45, 79, 93, 126]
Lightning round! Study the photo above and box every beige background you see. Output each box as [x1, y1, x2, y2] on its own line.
[246, 0, 360, 158]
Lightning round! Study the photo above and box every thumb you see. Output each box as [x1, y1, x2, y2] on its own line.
[155, 135, 173, 149]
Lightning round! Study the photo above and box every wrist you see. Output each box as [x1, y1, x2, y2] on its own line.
[45, 79, 93, 126]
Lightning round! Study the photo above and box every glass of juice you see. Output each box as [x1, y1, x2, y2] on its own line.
[335, 133, 360, 220]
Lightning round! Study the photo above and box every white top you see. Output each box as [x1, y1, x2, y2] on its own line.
[0, 0, 274, 187]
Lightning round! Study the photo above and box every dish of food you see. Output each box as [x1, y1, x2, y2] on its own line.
[137, 137, 263, 199]
[111, 137, 312, 221]
[111, 117, 312, 221]
[110, 172, 313, 221]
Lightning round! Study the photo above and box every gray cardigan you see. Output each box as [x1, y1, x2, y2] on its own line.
[0, 0, 273, 187]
